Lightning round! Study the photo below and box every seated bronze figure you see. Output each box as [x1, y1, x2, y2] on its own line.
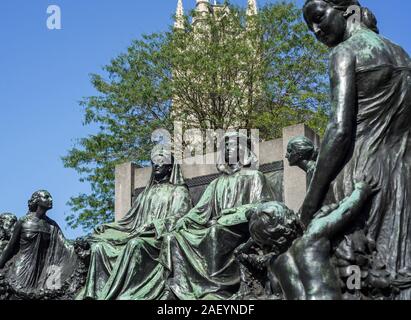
[162, 132, 276, 300]
[79, 144, 192, 300]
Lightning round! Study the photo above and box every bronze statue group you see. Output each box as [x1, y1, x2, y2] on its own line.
[1, 0, 411, 300]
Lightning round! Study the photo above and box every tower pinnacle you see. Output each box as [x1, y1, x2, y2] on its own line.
[193, 0, 210, 27]
[246, 0, 258, 16]
[196, 0, 210, 16]
[174, 0, 184, 29]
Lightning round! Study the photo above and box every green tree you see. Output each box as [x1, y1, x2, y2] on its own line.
[63, 1, 330, 231]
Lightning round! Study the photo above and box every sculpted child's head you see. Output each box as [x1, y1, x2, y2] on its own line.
[249, 202, 301, 253]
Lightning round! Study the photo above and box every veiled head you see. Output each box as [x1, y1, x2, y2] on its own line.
[223, 131, 257, 168]
[150, 144, 174, 182]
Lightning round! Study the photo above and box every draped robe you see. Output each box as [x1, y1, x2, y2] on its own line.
[160, 168, 275, 300]
[0, 215, 79, 296]
[80, 181, 192, 300]
[327, 28, 411, 299]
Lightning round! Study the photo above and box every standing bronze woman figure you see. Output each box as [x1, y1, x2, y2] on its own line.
[0, 191, 82, 299]
[301, 0, 411, 299]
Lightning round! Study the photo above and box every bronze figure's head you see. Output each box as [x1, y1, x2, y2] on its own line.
[303, 0, 378, 47]
[249, 202, 301, 253]
[150, 144, 174, 182]
[28, 190, 53, 213]
[286, 136, 318, 167]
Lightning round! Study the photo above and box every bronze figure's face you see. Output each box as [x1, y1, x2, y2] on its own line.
[37, 191, 53, 210]
[286, 136, 316, 167]
[225, 137, 239, 164]
[28, 190, 54, 213]
[224, 135, 249, 166]
[303, 0, 347, 47]
[285, 144, 302, 167]
[151, 154, 173, 182]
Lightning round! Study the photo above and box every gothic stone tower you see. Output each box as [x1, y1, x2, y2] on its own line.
[172, 0, 260, 140]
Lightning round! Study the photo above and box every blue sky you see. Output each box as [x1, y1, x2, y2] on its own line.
[1, 0, 410, 239]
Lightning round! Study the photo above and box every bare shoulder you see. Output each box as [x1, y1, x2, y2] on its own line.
[330, 43, 356, 72]
[336, 29, 394, 67]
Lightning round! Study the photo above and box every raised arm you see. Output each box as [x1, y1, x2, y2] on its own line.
[300, 47, 357, 227]
[306, 178, 377, 240]
[0, 221, 22, 269]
